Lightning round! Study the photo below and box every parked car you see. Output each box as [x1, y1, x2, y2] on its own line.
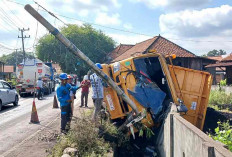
[0, 80, 19, 111]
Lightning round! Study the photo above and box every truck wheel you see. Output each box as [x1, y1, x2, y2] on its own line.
[13, 96, 19, 106]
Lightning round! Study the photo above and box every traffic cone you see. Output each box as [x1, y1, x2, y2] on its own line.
[30, 100, 40, 124]
[53, 95, 59, 108]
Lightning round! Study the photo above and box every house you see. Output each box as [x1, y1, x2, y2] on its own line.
[106, 44, 134, 63]
[108, 35, 217, 83]
[206, 53, 232, 84]
[52, 63, 62, 74]
[3, 65, 14, 80]
[207, 56, 225, 84]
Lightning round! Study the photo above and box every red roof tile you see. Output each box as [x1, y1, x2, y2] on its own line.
[221, 53, 232, 62]
[4, 65, 14, 73]
[113, 36, 196, 62]
[107, 44, 134, 60]
[205, 62, 232, 68]
[207, 56, 222, 61]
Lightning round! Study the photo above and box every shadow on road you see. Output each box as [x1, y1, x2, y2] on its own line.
[0, 104, 20, 114]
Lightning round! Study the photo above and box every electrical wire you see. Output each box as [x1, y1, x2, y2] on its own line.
[3, 0, 27, 28]
[0, 6, 20, 29]
[5, 0, 232, 43]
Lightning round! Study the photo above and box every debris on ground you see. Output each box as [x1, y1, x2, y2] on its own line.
[37, 130, 59, 142]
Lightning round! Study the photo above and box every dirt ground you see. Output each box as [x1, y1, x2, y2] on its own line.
[2, 92, 94, 157]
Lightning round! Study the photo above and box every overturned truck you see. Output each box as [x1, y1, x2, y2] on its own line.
[102, 53, 212, 131]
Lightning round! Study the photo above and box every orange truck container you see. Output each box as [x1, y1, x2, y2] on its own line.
[102, 53, 212, 130]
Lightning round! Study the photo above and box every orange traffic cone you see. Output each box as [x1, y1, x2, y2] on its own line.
[30, 100, 40, 124]
[53, 95, 59, 108]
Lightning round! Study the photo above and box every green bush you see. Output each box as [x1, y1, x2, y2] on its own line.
[209, 121, 232, 152]
[209, 90, 232, 107]
[220, 79, 227, 86]
[49, 118, 110, 157]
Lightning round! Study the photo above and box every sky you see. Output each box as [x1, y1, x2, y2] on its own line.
[0, 0, 232, 56]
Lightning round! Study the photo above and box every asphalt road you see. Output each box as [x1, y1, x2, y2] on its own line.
[0, 92, 60, 155]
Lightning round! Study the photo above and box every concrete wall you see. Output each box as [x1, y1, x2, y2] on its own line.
[156, 104, 232, 157]
[211, 85, 232, 93]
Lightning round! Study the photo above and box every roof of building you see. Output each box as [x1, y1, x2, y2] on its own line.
[107, 44, 134, 60]
[113, 35, 196, 62]
[207, 56, 223, 61]
[221, 53, 232, 62]
[205, 62, 232, 68]
[4, 65, 14, 73]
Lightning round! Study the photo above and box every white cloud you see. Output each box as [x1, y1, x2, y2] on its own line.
[95, 13, 121, 26]
[48, 0, 121, 16]
[108, 33, 150, 45]
[123, 23, 133, 30]
[130, 0, 209, 10]
[159, 5, 232, 38]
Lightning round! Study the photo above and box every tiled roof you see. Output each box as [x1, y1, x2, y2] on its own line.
[207, 56, 222, 61]
[113, 36, 196, 62]
[4, 65, 14, 73]
[221, 53, 232, 62]
[205, 62, 232, 68]
[107, 44, 134, 60]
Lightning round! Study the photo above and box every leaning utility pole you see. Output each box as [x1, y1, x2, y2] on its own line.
[24, 4, 140, 115]
[18, 28, 30, 64]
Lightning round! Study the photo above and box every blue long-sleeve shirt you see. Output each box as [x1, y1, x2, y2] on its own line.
[56, 83, 79, 107]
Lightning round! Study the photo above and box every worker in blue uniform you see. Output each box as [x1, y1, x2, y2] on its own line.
[56, 73, 79, 133]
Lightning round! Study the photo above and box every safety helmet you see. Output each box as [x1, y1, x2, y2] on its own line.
[67, 75, 73, 79]
[59, 73, 68, 80]
[95, 63, 103, 69]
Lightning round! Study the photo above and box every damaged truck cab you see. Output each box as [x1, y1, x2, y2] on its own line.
[102, 53, 212, 131]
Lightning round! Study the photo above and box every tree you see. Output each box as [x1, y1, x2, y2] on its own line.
[36, 24, 115, 77]
[206, 49, 227, 56]
[0, 51, 35, 66]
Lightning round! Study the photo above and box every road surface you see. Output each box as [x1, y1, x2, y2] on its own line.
[0, 92, 59, 155]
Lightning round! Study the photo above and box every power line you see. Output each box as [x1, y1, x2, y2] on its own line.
[18, 28, 30, 64]
[5, 0, 232, 43]
[0, 6, 20, 29]
[3, 0, 27, 28]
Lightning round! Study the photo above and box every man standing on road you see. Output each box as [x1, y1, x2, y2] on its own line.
[80, 75, 91, 108]
[90, 63, 104, 122]
[56, 73, 79, 133]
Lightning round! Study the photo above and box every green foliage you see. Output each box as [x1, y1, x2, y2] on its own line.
[36, 24, 115, 77]
[0, 51, 35, 66]
[220, 79, 227, 86]
[209, 90, 232, 106]
[50, 118, 110, 157]
[206, 49, 227, 56]
[209, 121, 232, 152]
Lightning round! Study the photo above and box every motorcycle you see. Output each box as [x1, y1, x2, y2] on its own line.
[37, 87, 44, 100]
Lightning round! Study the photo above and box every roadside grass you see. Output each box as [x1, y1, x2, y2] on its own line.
[209, 90, 232, 112]
[48, 108, 130, 157]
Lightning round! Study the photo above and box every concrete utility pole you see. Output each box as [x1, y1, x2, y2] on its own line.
[15, 49, 18, 69]
[18, 28, 30, 64]
[24, 4, 140, 115]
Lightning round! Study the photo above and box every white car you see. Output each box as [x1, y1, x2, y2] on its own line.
[0, 80, 19, 111]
